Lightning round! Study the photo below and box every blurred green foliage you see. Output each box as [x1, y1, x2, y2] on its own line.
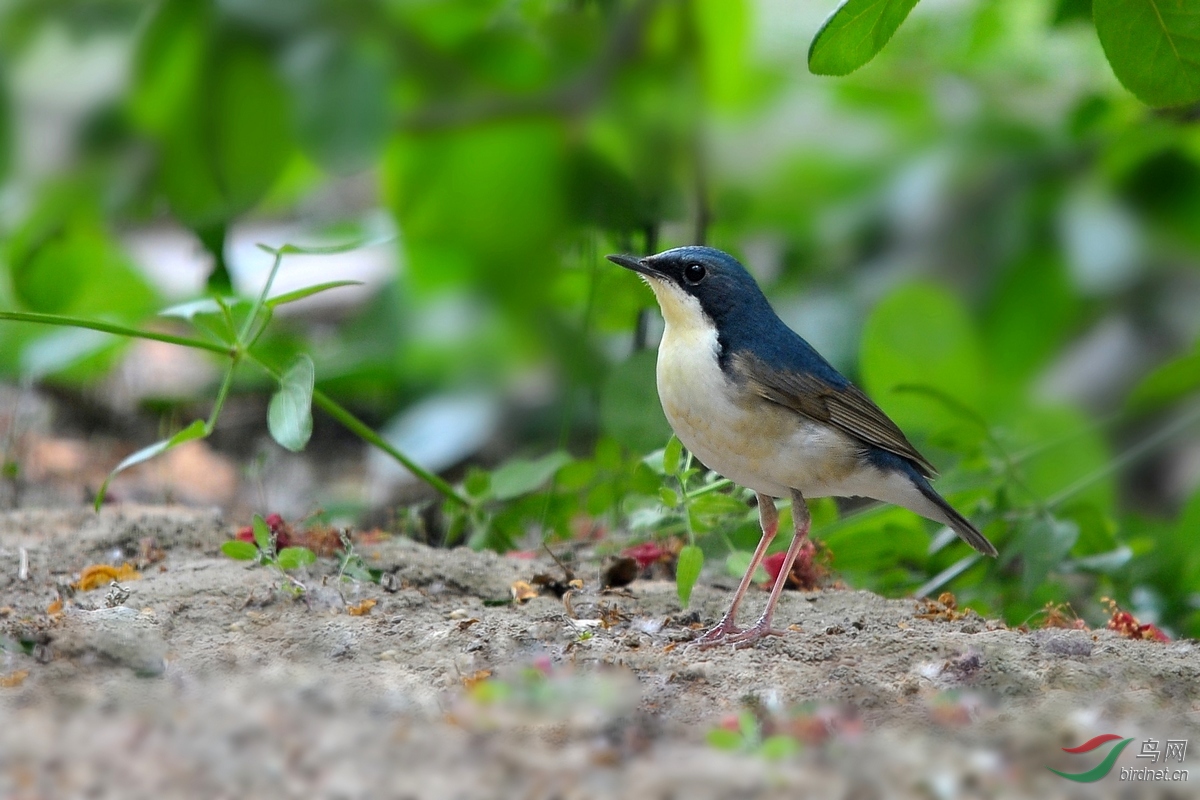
[1, 0, 1200, 635]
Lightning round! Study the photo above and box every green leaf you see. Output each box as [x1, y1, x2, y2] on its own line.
[676, 544, 704, 608]
[663, 435, 684, 476]
[1018, 516, 1079, 594]
[1127, 345, 1200, 412]
[490, 451, 572, 501]
[252, 515, 271, 552]
[276, 547, 317, 570]
[690, 493, 750, 519]
[726, 550, 769, 583]
[259, 236, 392, 257]
[1094, 0, 1200, 108]
[286, 37, 391, 174]
[268, 355, 315, 452]
[159, 297, 240, 320]
[860, 283, 984, 439]
[94, 419, 208, 510]
[706, 729, 743, 750]
[221, 540, 258, 561]
[808, 0, 920, 77]
[155, 35, 293, 226]
[760, 735, 799, 761]
[265, 281, 364, 309]
[600, 349, 672, 454]
[659, 487, 680, 507]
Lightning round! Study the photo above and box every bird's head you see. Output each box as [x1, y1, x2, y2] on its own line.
[606, 246, 770, 334]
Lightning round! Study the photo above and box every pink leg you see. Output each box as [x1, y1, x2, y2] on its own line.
[722, 489, 812, 648]
[690, 494, 778, 648]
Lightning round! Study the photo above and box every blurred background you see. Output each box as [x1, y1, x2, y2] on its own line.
[0, 0, 1198, 633]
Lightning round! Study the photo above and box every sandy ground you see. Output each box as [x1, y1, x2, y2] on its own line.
[1, 505, 1198, 799]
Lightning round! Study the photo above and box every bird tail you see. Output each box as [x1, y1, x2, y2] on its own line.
[912, 476, 998, 557]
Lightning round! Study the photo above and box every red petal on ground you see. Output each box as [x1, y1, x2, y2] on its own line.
[762, 552, 786, 583]
[622, 542, 668, 570]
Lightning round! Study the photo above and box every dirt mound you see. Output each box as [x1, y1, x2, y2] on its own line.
[1, 506, 1195, 798]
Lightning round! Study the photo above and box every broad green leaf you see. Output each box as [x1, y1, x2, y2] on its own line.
[94, 419, 208, 509]
[1127, 345, 1200, 412]
[860, 283, 984, 438]
[819, 506, 929, 574]
[676, 544, 704, 608]
[221, 540, 258, 560]
[265, 281, 364, 309]
[252, 515, 271, 552]
[490, 451, 572, 501]
[725, 550, 769, 583]
[156, 36, 293, 226]
[285, 37, 390, 174]
[706, 728, 743, 750]
[982, 253, 1079, 391]
[268, 355, 315, 452]
[760, 736, 800, 761]
[1020, 407, 1114, 513]
[1094, 0, 1200, 108]
[129, 0, 213, 135]
[659, 487, 680, 507]
[600, 350, 672, 454]
[276, 547, 317, 570]
[1017, 516, 1079, 594]
[690, 493, 750, 519]
[663, 435, 684, 476]
[808, 0, 920, 76]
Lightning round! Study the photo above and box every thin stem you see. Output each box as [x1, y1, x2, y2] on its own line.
[1046, 402, 1200, 509]
[0, 311, 231, 356]
[242, 351, 471, 507]
[240, 249, 284, 343]
[204, 363, 239, 435]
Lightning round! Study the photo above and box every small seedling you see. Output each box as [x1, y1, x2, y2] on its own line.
[222, 514, 316, 595]
[335, 529, 383, 585]
[707, 710, 799, 760]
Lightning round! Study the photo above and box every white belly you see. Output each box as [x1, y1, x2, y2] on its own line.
[655, 325, 862, 499]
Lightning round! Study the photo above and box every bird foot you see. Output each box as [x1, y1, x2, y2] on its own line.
[687, 615, 743, 649]
[690, 617, 787, 650]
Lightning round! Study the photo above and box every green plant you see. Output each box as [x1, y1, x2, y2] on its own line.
[810, 0, 1200, 111]
[0, 240, 471, 511]
[221, 514, 317, 595]
[707, 710, 799, 761]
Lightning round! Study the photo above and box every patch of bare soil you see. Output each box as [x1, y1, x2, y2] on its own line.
[1, 506, 1197, 799]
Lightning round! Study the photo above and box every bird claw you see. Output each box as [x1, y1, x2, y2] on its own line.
[688, 617, 787, 650]
[687, 616, 743, 649]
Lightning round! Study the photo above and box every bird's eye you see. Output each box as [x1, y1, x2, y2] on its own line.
[683, 263, 706, 284]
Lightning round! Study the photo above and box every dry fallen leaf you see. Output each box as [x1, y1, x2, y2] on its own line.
[347, 599, 377, 616]
[510, 580, 538, 604]
[45, 598, 63, 615]
[0, 670, 30, 688]
[461, 669, 491, 689]
[74, 563, 141, 592]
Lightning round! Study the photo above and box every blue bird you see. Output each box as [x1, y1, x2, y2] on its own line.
[607, 246, 997, 648]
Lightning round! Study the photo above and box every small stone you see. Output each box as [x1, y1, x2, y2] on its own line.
[54, 607, 168, 676]
[448, 609, 471, 620]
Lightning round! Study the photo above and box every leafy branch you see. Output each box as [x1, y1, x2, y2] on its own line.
[0, 240, 471, 510]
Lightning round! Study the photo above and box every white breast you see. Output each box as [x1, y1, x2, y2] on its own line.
[651, 294, 862, 499]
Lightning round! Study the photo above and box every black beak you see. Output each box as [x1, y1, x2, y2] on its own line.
[606, 253, 660, 278]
